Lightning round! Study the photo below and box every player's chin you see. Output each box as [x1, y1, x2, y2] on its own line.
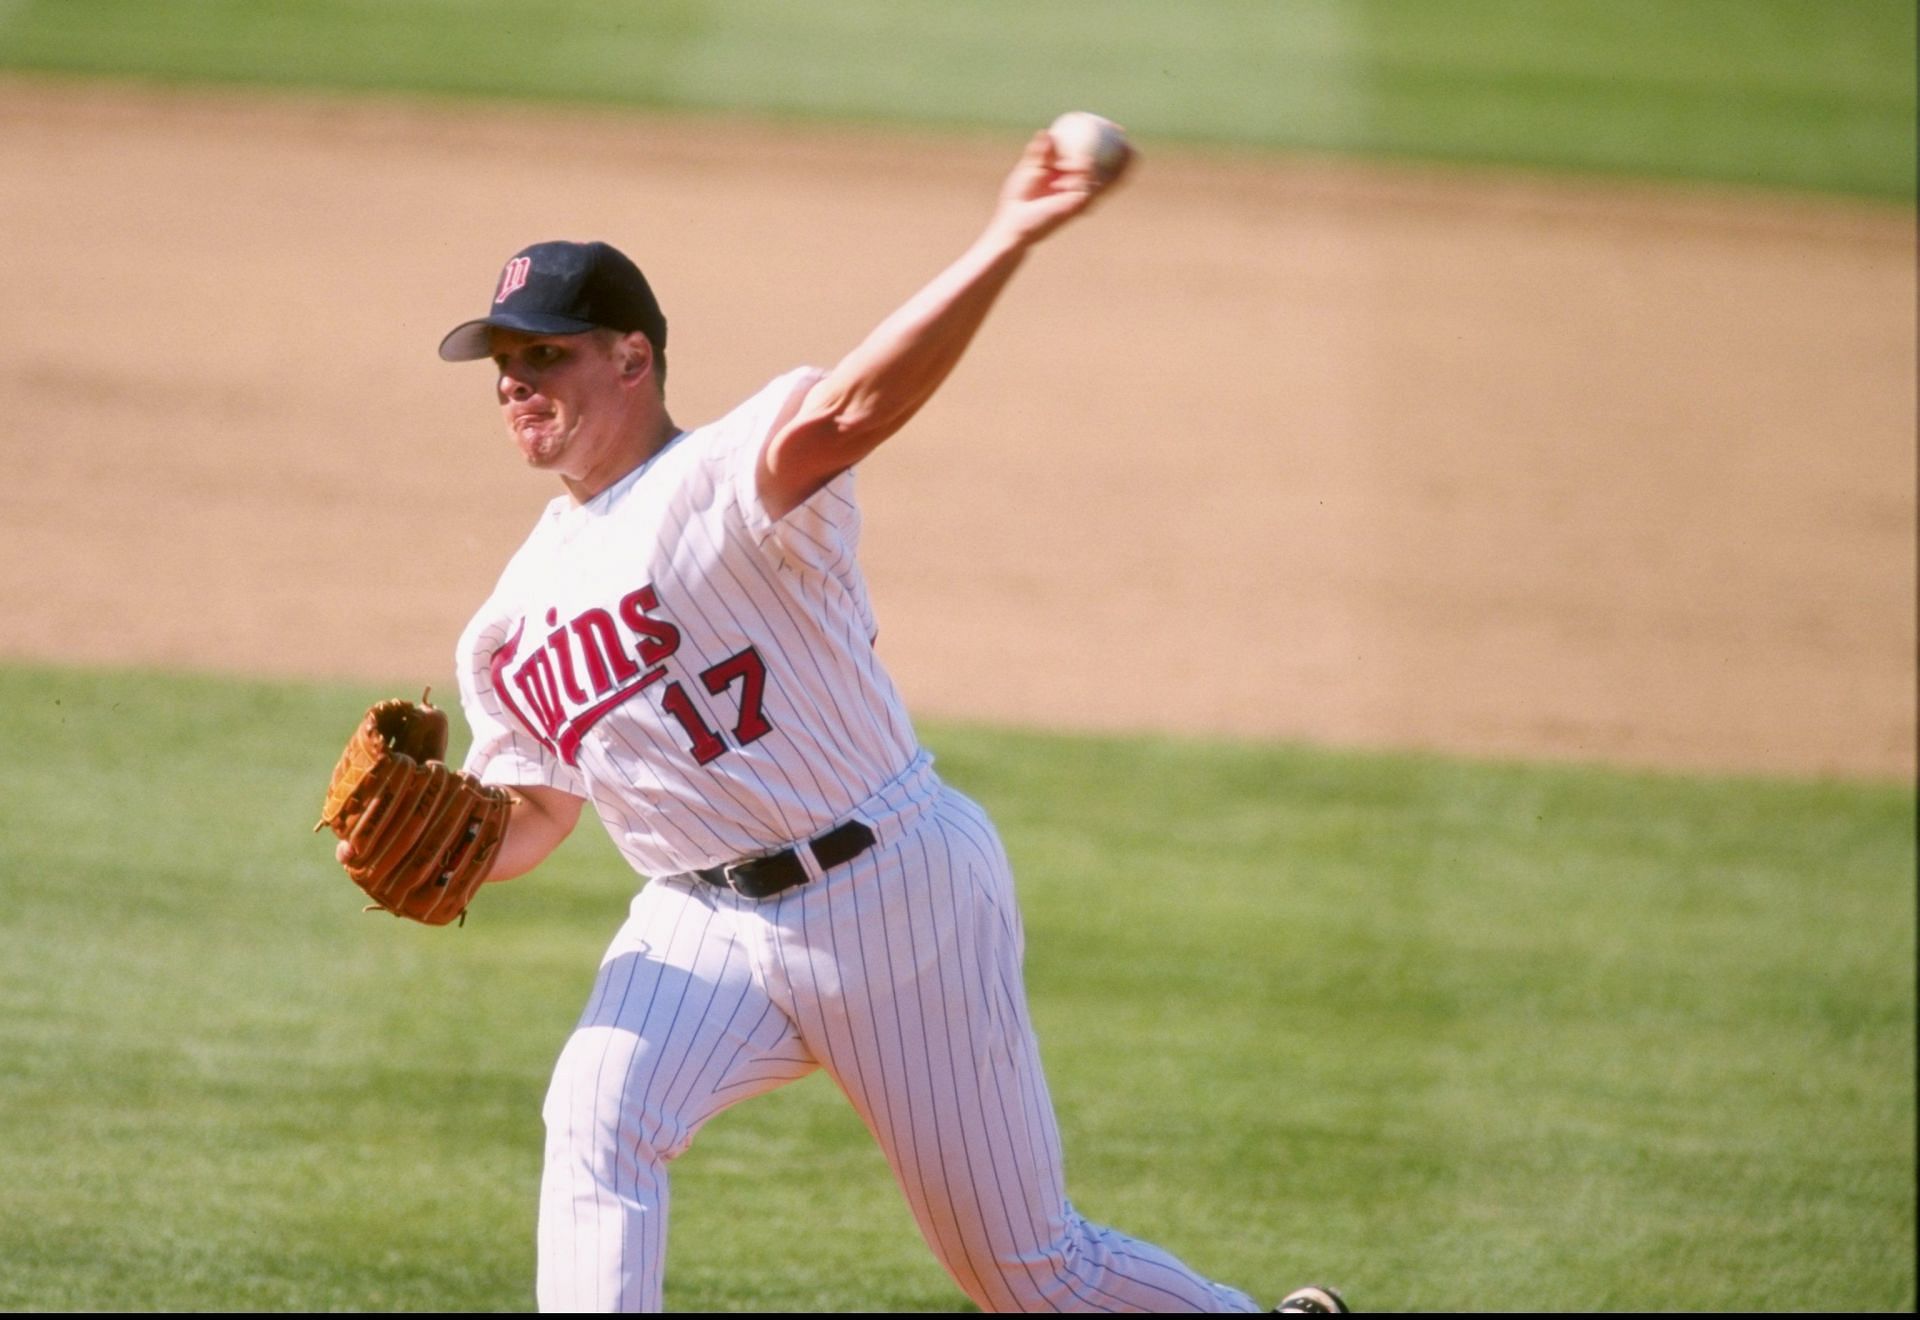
[512, 425, 566, 467]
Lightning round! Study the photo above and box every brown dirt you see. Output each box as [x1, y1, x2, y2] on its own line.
[2, 79, 1913, 780]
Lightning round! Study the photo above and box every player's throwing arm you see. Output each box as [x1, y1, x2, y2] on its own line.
[311, 114, 1353, 1314]
[759, 113, 1137, 519]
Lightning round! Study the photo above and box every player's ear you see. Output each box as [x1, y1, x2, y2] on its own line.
[617, 331, 652, 380]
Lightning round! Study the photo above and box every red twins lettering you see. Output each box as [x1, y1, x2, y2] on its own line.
[491, 585, 681, 765]
[544, 610, 591, 705]
[617, 585, 682, 665]
[492, 584, 773, 768]
[570, 607, 641, 689]
[513, 646, 568, 740]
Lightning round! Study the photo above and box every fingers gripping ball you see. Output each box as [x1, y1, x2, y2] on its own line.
[316, 694, 510, 926]
[1047, 111, 1133, 186]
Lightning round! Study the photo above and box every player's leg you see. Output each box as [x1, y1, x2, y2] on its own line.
[537, 876, 818, 1312]
[773, 783, 1262, 1313]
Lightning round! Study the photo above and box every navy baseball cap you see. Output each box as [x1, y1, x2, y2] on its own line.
[438, 240, 668, 362]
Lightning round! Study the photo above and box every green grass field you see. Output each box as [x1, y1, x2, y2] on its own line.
[0, 0, 1913, 198]
[0, 662, 1910, 1311]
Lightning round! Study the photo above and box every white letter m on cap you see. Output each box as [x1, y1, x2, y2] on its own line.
[496, 256, 532, 304]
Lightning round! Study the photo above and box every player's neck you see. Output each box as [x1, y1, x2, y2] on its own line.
[561, 412, 680, 505]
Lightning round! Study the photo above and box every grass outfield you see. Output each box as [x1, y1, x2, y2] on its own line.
[0, 662, 1911, 1311]
[0, 0, 1913, 199]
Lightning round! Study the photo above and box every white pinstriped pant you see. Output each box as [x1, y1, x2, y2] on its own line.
[536, 757, 1261, 1312]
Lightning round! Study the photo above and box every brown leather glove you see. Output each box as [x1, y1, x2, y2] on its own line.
[315, 694, 510, 926]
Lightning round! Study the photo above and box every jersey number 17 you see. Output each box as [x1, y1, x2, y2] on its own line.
[659, 645, 773, 765]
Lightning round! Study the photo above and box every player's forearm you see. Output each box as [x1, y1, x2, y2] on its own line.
[809, 227, 1031, 446]
[484, 784, 584, 883]
[761, 126, 1119, 516]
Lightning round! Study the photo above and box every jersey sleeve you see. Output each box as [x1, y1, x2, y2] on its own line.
[456, 599, 590, 799]
[719, 367, 867, 575]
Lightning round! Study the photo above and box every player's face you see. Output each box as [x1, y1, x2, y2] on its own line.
[490, 329, 633, 477]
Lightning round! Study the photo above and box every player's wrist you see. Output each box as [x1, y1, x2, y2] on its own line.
[974, 218, 1039, 267]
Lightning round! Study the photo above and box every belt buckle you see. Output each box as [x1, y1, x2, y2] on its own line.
[720, 849, 797, 900]
[719, 858, 757, 895]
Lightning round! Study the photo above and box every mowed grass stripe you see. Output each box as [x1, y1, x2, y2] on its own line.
[0, 0, 1913, 198]
[0, 662, 1911, 1310]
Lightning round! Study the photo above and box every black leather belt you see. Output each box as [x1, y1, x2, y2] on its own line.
[688, 820, 877, 900]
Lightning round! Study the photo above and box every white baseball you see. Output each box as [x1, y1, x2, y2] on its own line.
[1048, 111, 1131, 185]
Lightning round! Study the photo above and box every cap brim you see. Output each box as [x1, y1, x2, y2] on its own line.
[437, 311, 604, 362]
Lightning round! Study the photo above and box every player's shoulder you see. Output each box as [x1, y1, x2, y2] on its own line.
[729, 365, 827, 425]
[682, 366, 826, 463]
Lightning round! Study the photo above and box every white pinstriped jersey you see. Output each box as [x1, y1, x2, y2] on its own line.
[455, 368, 920, 878]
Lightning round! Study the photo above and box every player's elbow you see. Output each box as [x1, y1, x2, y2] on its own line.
[805, 381, 905, 450]
[767, 404, 894, 484]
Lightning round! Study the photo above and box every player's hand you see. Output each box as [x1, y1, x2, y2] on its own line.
[986, 130, 1130, 249]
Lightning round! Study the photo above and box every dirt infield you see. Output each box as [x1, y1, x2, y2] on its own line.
[1, 79, 1912, 779]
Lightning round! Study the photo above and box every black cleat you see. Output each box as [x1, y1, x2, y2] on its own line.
[1274, 1284, 1350, 1313]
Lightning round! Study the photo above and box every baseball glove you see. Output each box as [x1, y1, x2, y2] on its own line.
[315, 692, 510, 926]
